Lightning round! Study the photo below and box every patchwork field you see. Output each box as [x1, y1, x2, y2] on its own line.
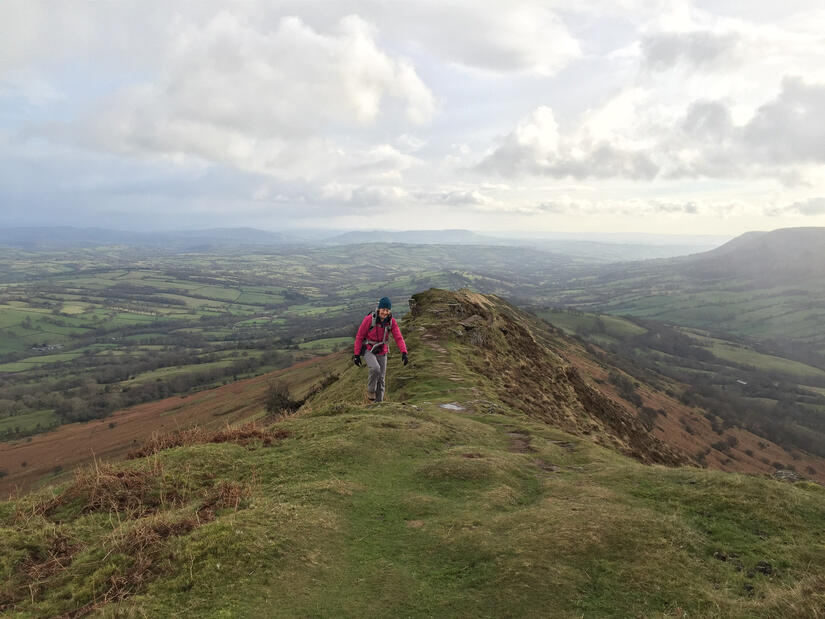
[0, 353, 347, 495]
[0, 243, 583, 440]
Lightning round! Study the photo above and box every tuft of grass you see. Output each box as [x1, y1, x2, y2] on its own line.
[127, 421, 290, 459]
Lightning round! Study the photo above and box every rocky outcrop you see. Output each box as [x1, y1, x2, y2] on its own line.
[408, 288, 687, 466]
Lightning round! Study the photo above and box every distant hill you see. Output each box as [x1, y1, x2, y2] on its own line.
[681, 227, 825, 282]
[3, 288, 824, 616]
[546, 227, 825, 361]
[0, 226, 305, 248]
[0, 226, 722, 261]
[324, 229, 721, 261]
[323, 229, 501, 245]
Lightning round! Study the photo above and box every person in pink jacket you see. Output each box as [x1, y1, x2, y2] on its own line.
[353, 296, 408, 402]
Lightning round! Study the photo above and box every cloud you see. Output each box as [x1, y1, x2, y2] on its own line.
[478, 106, 659, 180]
[641, 30, 741, 71]
[71, 13, 434, 179]
[742, 77, 825, 164]
[531, 198, 702, 216]
[481, 75, 825, 183]
[766, 197, 825, 217]
[667, 77, 825, 177]
[435, 189, 491, 206]
[390, 1, 581, 76]
[650, 200, 699, 214]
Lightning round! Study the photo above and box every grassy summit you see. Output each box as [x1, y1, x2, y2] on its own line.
[2, 289, 824, 617]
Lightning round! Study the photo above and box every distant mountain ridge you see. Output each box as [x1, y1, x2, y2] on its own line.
[545, 226, 825, 367]
[0, 226, 722, 261]
[323, 229, 500, 245]
[681, 226, 825, 282]
[0, 227, 304, 248]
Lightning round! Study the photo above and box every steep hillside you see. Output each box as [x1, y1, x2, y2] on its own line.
[2, 290, 825, 617]
[0, 353, 346, 495]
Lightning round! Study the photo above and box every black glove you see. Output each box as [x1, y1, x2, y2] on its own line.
[353, 354, 362, 367]
[402, 352, 409, 366]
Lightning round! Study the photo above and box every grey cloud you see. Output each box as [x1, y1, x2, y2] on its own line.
[535, 201, 579, 214]
[681, 101, 734, 141]
[743, 77, 825, 164]
[641, 31, 741, 71]
[650, 201, 699, 214]
[437, 190, 489, 205]
[547, 144, 659, 180]
[766, 197, 825, 217]
[479, 140, 659, 180]
[669, 78, 825, 178]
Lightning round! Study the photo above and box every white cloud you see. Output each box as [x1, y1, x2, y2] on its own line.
[480, 74, 825, 183]
[478, 105, 658, 180]
[4, 1, 825, 234]
[74, 13, 433, 179]
[391, 1, 581, 76]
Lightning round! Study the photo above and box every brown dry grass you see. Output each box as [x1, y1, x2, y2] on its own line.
[5, 461, 254, 616]
[127, 421, 290, 459]
[30, 459, 184, 521]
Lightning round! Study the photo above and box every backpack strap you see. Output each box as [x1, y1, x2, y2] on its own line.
[366, 310, 392, 354]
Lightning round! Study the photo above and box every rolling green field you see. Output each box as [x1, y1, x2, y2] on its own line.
[543, 260, 825, 367]
[0, 243, 579, 439]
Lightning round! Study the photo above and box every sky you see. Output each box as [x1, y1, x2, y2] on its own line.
[2, 1, 825, 236]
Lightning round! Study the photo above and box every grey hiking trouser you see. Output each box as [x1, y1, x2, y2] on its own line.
[365, 350, 387, 402]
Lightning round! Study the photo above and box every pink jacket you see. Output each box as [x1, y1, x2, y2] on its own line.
[354, 313, 407, 357]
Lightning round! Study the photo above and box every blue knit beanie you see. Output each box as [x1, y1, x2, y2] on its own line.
[378, 296, 392, 310]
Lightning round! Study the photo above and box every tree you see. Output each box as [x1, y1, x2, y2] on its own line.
[265, 381, 300, 416]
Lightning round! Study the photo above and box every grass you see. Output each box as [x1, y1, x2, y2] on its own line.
[540, 308, 647, 338]
[4, 398, 823, 617]
[708, 342, 825, 381]
[298, 336, 351, 352]
[0, 410, 59, 434]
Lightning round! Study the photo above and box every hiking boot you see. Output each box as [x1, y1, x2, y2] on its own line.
[366, 391, 376, 403]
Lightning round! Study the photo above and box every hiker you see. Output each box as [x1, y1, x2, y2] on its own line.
[353, 297, 408, 403]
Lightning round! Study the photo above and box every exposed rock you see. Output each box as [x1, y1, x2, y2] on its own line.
[772, 469, 802, 483]
[440, 403, 464, 411]
[459, 314, 485, 330]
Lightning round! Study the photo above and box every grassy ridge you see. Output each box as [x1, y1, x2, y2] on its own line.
[3, 322, 825, 615]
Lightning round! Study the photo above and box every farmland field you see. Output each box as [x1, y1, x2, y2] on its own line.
[0, 243, 580, 440]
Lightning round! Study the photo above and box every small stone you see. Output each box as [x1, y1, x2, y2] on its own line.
[440, 403, 465, 410]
